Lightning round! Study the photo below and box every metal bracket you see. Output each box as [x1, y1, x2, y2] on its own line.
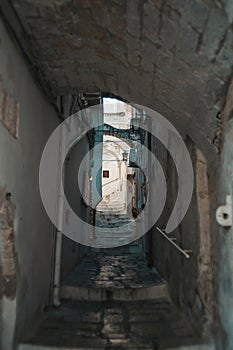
[216, 195, 232, 227]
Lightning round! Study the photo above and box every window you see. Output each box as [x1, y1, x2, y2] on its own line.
[103, 170, 109, 178]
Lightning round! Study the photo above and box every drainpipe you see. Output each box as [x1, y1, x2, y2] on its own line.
[147, 116, 153, 266]
[53, 95, 71, 307]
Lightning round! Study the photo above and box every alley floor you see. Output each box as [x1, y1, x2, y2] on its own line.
[62, 252, 163, 289]
[18, 252, 206, 349]
[60, 251, 168, 301]
[19, 299, 203, 349]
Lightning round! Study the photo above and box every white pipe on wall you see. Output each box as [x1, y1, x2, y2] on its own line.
[53, 96, 71, 307]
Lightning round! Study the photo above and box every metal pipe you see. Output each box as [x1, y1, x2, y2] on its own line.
[156, 227, 190, 259]
[53, 119, 65, 307]
[53, 95, 71, 307]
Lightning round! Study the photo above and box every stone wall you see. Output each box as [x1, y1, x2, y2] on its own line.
[2, 0, 233, 166]
[0, 17, 59, 348]
[215, 78, 233, 350]
[150, 135, 213, 337]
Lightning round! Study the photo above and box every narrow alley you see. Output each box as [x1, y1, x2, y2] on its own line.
[1, 1, 233, 350]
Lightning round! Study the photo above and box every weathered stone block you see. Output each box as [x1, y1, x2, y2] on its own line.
[143, 1, 159, 43]
[201, 7, 229, 61]
[127, 0, 141, 39]
[181, 0, 210, 32]
[0, 80, 19, 138]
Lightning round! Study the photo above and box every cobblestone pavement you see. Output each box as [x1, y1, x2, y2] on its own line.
[62, 252, 163, 289]
[93, 213, 137, 248]
[20, 253, 205, 349]
[20, 299, 202, 349]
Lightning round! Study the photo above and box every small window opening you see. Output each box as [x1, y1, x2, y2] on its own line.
[103, 170, 109, 178]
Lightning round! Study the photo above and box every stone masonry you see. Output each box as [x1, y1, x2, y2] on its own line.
[1, 0, 233, 161]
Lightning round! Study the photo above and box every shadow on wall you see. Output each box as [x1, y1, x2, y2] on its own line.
[150, 136, 213, 338]
[61, 136, 90, 282]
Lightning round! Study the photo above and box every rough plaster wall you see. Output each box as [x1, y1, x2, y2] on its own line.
[61, 136, 89, 281]
[151, 136, 213, 336]
[0, 17, 59, 348]
[216, 80, 233, 349]
[179, 144, 213, 336]
[0, 186, 18, 350]
[195, 150, 213, 330]
[0, 189, 18, 293]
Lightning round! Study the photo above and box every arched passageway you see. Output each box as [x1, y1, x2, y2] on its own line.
[15, 97, 215, 349]
[0, 1, 233, 349]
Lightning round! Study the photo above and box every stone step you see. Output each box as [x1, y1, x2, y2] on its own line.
[96, 221, 135, 227]
[60, 252, 168, 301]
[18, 299, 206, 350]
[18, 343, 214, 350]
[94, 229, 136, 235]
[96, 214, 130, 218]
[60, 283, 168, 301]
